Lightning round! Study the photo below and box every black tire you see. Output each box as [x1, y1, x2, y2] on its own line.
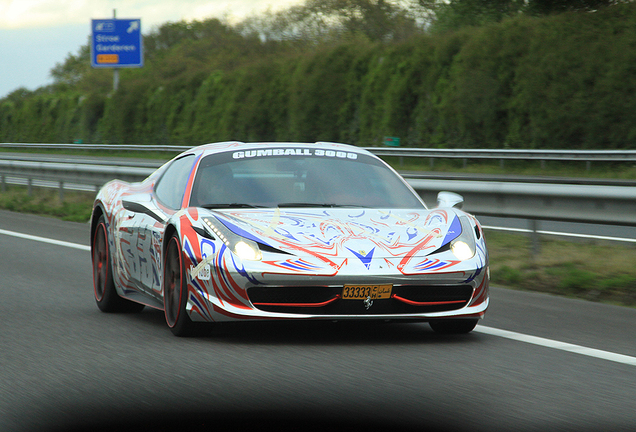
[163, 234, 198, 337]
[92, 215, 144, 313]
[429, 319, 478, 334]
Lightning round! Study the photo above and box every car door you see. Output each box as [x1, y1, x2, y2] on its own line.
[114, 208, 144, 292]
[138, 210, 168, 297]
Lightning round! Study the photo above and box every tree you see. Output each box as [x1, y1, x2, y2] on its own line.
[238, 0, 424, 43]
[420, 0, 629, 33]
[525, 0, 625, 15]
[423, 0, 524, 32]
[50, 44, 90, 86]
[143, 18, 243, 60]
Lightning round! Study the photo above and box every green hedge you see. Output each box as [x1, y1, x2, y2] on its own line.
[3, 3, 636, 149]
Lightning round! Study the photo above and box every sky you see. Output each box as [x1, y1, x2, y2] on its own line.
[0, 0, 304, 98]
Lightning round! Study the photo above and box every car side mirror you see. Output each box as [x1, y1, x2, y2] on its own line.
[436, 191, 464, 209]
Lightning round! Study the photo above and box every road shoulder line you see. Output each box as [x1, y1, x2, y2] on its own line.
[476, 325, 636, 366]
[0, 228, 90, 251]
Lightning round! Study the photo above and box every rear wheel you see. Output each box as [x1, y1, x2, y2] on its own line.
[92, 215, 144, 313]
[163, 234, 198, 337]
[429, 319, 478, 334]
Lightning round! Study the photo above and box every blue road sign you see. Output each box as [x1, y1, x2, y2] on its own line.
[91, 19, 143, 68]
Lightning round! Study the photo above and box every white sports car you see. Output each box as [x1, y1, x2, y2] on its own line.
[91, 142, 489, 336]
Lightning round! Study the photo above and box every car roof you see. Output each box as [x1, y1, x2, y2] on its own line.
[184, 141, 376, 158]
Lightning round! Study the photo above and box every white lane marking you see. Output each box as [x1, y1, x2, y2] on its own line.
[482, 225, 636, 244]
[0, 228, 90, 251]
[537, 229, 636, 243]
[476, 325, 636, 366]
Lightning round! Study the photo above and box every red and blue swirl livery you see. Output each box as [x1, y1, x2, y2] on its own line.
[90, 142, 489, 336]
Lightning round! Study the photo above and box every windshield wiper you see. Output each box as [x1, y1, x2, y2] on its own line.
[200, 203, 264, 209]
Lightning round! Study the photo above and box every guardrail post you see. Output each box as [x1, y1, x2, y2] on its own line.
[59, 181, 64, 201]
[529, 219, 540, 256]
[1, 175, 5, 192]
[27, 178, 33, 196]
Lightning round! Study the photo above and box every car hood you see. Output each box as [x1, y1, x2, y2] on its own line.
[207, 208, 463, 262]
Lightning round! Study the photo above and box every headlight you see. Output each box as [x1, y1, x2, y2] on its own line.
[450, 216, 476, 261]
[234, 240, 262, 261]
[202, 217, 263, 261]
[451, 240, 474, 260]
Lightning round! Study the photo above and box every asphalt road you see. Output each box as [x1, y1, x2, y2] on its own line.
[1, 209, 635, 432]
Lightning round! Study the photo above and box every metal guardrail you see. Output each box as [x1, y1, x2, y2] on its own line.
[0, 159, 152, 191]
[369, 147, 636, 162]
[3, 142, 636, 162]
[1, 145, 636, 227]
[411, 179, 636, 227]
[0, 143, 189, 153]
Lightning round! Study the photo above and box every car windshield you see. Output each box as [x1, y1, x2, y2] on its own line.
[190, 149, 425, 209]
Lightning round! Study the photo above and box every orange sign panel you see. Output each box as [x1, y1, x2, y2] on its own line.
[97, 54, 119, 64]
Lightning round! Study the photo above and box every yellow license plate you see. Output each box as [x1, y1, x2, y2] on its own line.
[342, 284, 392, 300]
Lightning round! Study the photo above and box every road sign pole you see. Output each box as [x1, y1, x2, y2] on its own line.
[112, 9, 117, 92]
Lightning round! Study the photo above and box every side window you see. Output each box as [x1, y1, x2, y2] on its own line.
[155, 155, 195, 209]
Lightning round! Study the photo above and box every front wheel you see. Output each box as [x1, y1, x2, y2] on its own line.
[163, 234, 198, 337]
[429, 319, 478, 334]
[92, 215, 144, 313]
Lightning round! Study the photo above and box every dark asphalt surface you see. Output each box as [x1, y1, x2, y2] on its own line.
[1, 210, 635, 432]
